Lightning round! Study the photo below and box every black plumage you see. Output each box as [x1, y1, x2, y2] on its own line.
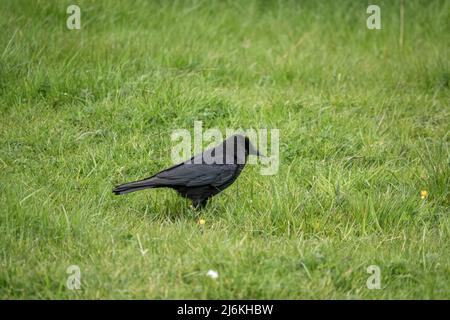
[113, 134, 263, 208]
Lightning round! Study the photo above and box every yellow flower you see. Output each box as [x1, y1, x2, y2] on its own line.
[420, 190, 428, 199]
[198, 218, 206, 225]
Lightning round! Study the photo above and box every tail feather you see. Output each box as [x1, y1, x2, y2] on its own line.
[113, 178, 157, 195]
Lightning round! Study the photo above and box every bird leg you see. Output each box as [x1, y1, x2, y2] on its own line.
[192, 199, 208, 209]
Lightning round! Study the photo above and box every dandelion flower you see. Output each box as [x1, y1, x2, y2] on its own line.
[198, 218, 206, 225]
[420, 190, 428, 199]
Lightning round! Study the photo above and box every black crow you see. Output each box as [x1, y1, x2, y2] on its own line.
[113, 134, 264, 208]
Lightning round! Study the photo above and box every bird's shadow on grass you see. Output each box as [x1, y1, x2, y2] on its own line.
[127, 190, 231, 224]
[127, 190, 203, 223]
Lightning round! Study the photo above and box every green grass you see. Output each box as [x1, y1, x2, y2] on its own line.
[1, 0, 449, 299]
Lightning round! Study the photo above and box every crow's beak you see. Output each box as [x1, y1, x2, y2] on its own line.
[248, 142, 266, 158]
[255, 150, 266, 158]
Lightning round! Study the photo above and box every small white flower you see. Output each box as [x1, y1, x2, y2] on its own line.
[206, 269, 218, 279]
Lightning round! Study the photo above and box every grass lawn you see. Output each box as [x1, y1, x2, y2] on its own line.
[0, 0, 449, 299]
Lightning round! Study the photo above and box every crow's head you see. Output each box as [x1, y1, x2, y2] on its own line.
[196, 134, 265, 165]
[223, 134, 265, 164]
[244, 136, 265, 158]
